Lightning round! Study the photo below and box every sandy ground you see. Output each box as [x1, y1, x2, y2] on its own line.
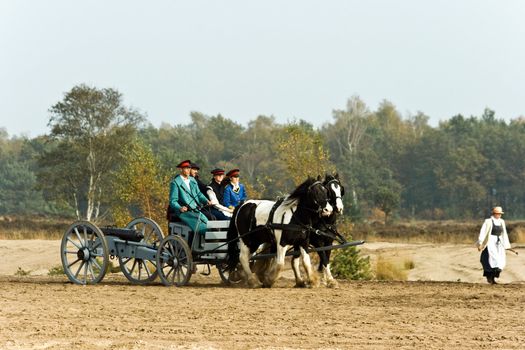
[1, 240, 525, 349]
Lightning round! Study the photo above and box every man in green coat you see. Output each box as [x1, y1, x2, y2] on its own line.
[169, 160, 210, 236]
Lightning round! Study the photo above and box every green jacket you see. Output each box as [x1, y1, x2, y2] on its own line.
[169, 175, 208, 216]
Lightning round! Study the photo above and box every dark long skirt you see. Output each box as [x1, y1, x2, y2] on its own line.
[480, 247, 501, 279]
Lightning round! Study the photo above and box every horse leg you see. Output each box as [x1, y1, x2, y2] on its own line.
[323, 262, 338, 288]
[300, 246, 319, 288]
[291, 255, 306, 288]
[262, 245, 287, 288]
[239, 242, 259, 288]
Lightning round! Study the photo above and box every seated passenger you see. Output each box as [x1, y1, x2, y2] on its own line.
[206, 168, 233, 220]
[190, 162, 208, 195]
[189, 162, 215, 220]
[169, 160, 211, 236]
[222, 168, 247, 210]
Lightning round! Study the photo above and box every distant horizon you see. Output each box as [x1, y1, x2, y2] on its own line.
[2, 1, 524, 137]
[0, 92, 522, 139]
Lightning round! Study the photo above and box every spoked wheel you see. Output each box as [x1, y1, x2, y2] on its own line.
[118, 217, 164, 284]
[60, 221, 109, 285]
[217, 262, 243, 285]
[156, 235, 193, 286]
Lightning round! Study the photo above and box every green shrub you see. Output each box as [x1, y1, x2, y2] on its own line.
[331, 245, 372, 280]
[48, 265, 65, 276]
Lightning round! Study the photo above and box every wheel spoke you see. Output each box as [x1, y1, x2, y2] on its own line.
[143, 262, 153, 277]
[83, 226, 88, 246]
[137, 261, 142, 279]
[74, 228, 83, 247]
[130, 259, 138, 275]
[88, 262, 96, 281]
[121, 257, 131, 266]
[74, 260, 85, 278]
[83, 260, 88, 283]
[67, 236, 81, 250]
[91, 257, 102, 272]
[67, 258, 81, 269]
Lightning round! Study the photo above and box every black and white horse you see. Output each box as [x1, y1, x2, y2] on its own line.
[226, 177, 334, 288]
[291, 173, 345, 288]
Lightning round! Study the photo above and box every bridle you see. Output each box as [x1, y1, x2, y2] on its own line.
[306, 180, 330, 216]
[324, 178, 344, 205]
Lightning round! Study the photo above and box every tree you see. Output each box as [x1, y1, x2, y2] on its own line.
[277, 122, 335, 187]
[38, 84, 144, 221]
[110, 139, 169, 228]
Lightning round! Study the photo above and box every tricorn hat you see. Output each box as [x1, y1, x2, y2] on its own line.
[176, 160, 191, 168]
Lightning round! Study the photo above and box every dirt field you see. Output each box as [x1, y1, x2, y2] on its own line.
[1, 240, 525, 349]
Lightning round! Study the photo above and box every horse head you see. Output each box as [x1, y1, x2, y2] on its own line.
[289, 177, 333, 217]
[324, 173, 344, 214]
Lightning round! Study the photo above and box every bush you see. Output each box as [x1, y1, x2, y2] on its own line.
[331, 245, 372, 280]
[375, 256, 408, 281]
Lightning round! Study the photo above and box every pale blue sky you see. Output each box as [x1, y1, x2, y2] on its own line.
[1, 0, 524, 137]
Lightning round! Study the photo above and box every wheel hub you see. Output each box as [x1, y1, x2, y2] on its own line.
[77, 248, 91, 261]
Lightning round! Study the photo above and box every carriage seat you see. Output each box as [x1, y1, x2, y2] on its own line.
[101, 227, 144, 242]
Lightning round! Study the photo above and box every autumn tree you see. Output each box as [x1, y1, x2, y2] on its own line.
[110, 139, 169, 228]
[277, 122, 335, 187]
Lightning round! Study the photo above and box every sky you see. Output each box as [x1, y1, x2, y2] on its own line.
[1, 0, 524, 137]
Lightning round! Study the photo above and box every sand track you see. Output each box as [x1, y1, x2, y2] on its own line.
[1, 276, 525, 349]
[1, 240, 525, 349]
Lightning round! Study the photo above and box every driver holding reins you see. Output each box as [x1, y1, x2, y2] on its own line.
[169, 160, 211, 236]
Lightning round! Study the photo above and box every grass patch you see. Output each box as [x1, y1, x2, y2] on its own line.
[375, 256, 408, 281]
[48, 265, 65, 276]
[14, 267, 31, 276]
[345, 220, 525, 244]
[0, 215, 73, 239]
[403, 258, 415, 270]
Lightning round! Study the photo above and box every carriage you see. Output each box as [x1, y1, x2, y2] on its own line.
[60, 175, 364, 287]
[60, 215, 363, 286]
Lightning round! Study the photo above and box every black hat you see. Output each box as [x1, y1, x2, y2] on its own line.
[226, 168, 240, 177]
[190, 162, 200, 170]
[211, 168, 225, 175]
[176, 160, 191, 168]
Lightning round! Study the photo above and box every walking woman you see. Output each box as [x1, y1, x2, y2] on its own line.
[477, 206, 511, 284]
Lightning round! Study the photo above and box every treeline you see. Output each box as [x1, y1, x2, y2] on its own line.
[1, 85, 525, 223]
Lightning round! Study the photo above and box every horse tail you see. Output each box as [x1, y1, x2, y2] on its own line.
[226, 205, 242, 271]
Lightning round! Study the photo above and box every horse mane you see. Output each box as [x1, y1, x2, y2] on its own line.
[281, 177, 318, 208]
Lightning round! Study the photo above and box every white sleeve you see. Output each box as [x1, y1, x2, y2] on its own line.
[501, 220, 511, 249]
[478, 219, 490, 246]
[207, 188, 234, 213]
[207, 188, 219, 205]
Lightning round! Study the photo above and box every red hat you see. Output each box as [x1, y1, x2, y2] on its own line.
[176, 160, 191, 168]
[226, 168, 240, 177]
[211, 168, 225, 175]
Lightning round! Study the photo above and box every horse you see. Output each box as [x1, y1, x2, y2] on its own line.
[291, 173, 345, 288]
[226, 177, 334, 288]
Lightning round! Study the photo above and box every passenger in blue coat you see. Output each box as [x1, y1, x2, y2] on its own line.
[222, 168, 247, 209]
[169, 160, 210, 236]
